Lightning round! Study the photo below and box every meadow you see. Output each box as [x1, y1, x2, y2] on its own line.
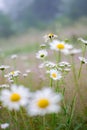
[0, 23, 87, 130]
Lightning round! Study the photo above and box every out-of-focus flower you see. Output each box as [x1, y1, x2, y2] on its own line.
[78, 38, 87, 45]
[64, 48, 81, 55]
[25, 69, 31, 74]
[0, 85, 31, 110]
[0, 84, 9, 88]
[58, 61, 71, 68]
[79, 57, 87, 64]
[11, 54, 18, 59]
[23, 73, 28, 77]
[50, 40, 73, 53]
[40, 44, 46, 49]
[0, 65, 10, 71]
[58, 61, 71, 72]
[27, 87, 62, 116]
[36, 50, 48, 59]
[38, 61, 56, 69]
[1, 123, 9, 129]
[44, 33, 58, 42]
[5, 70, 21, 78]
[4, 70, 21, 83]
[49, 69, 62, 80]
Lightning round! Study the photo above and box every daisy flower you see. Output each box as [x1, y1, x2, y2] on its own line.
[40, 44, 46, 49]
[58, 61, 71, 68]
[0, 65, 10, 71]
[79, 57, 87, 64]
[49, 69, 62, 80]
[0, 123, 9, 129]
[39, 61, 56, 69]
[5, 70, 21, 78]
[64, 48, 81, 55]
[11, 54, 18, 59]
[58, 61, 71, 72]
[0, 84, 9, 89]
[50, 40, 73, 53]
[27, 87, 62, 116]
[0, 85, 31, 110]
[36, 50, 48, 59]
[78, 38, 87, 45]
[44, 33, 57, 42]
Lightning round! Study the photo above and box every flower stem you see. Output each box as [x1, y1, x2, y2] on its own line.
[78, 45, 86, 79]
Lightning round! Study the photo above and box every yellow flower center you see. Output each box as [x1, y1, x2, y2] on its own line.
[57, 43, 65, 49]
[52, 73, 57, 78]
[37, 98, 49, 108]
[48, 33, 54, 39]
[10, 93, 21, 102]
[10, 71, 15, 75]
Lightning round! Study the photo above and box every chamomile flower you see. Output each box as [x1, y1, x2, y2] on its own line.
[49, 69, 62, 80]
[0, 84, 9, 89]
[36, 50, 48, 59]
[78, 38, 87, 45]
[5, 70, 21, 78]
[0, 85, 30, 110]
[11, 54, 18, 59]
[27, 87, 62, 116]
[40, 44, 46, 49]
[79, 57, 87, 64]
[64, 48, 81, 55]
[58, 61, 71, 72]
[1, 123, 9, 129]
[58, 61, 71, 68]
[50, 40, 72, 53]
[44, 61, 56, 68]
[0, 65, 10, 71]
[44, 33, 57, 42]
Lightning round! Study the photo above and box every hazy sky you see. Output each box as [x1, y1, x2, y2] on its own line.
[0, 0, 5, 10]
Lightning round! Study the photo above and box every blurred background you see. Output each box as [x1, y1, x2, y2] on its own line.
[0, 0, 87, 55]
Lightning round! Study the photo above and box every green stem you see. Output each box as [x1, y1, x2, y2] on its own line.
[20, 108, 28, 130]
[14, 111, 19, 130]
[42, 116, 46, 130]
[58, 51, 61, 63]
[78, 45, 86, 79]
[67, 95, 76, 130]
[50, 78, 53, 88]
[71, 55, 86, 108]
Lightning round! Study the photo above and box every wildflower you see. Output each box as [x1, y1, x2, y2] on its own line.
[58, 61, 71, 68]
[11, 54, 18, 59]
[50, 40, 72, 53]
[40, 44, 46, 49]
[78, 38, 87, 45]
[0, 85, 30, 110]
[44, 61, 56, 68]
[5, 70, 21, 78]
[49, 69, 62, 80]
[0, 84, 9, 88]
[38, 61, 56, 70]
[27, 87, 61, 116]
[0, 65, 10, 71]
[58, 61, 71, 72]
[36, 50, 48, 59]
[25, 69, 31, 74]
[64, 48, 81, 55]
[23, 73, 28, 77]
[79, 57, 87, 64]
[1, 123, 9, 129]
[44, 33, 57, 42]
